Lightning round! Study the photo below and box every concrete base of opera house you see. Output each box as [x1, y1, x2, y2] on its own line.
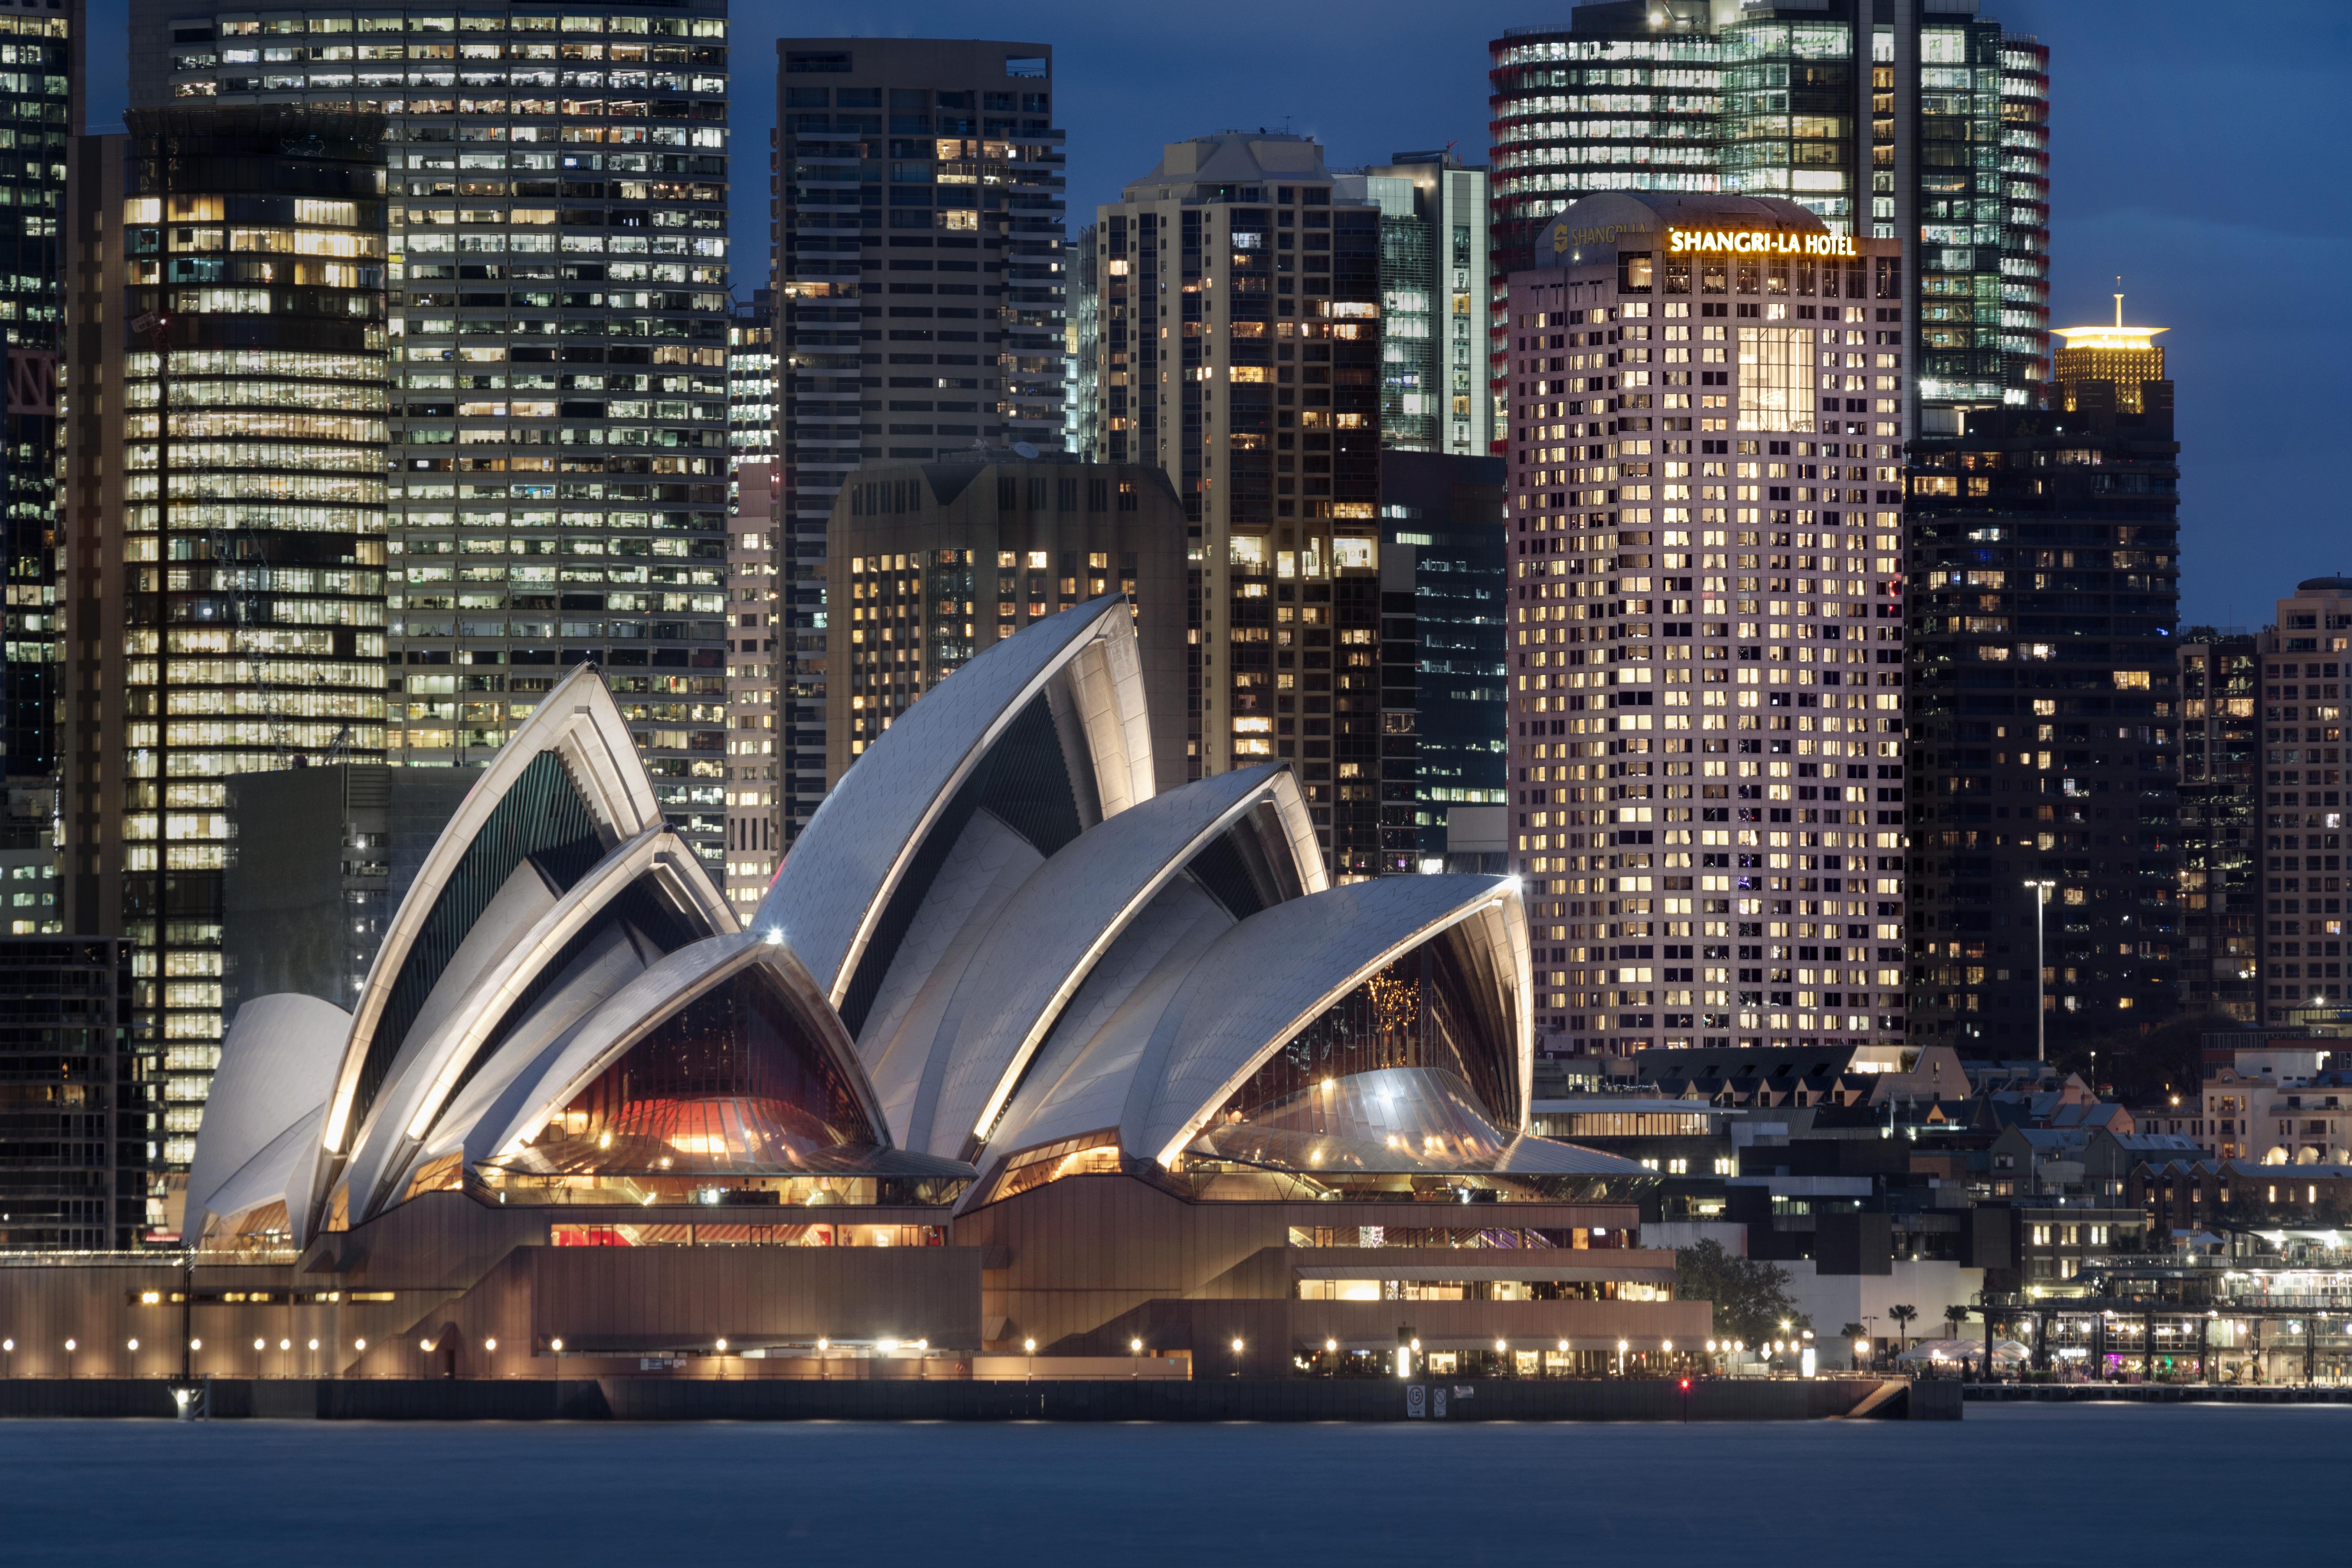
[0, 1374, 1960, 1422]
[0, 1177, 1715, 1385]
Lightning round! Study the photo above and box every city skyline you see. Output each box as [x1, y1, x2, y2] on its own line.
[78, 0, 2343, 628]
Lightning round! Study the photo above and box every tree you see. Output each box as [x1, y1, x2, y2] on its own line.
[1944, 1302, 1974, 1336]
[1887, 1303, 1919, 1351]
[1673, 1240, 1802, 1344]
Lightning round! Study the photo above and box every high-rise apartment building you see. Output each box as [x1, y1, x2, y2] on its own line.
[1503, 193, 1911, 1060]
[1376, 451, 1508, 875]
[1488, 0, 2049, 446]
[2177, 630, 2258, 1022]
[722, 457, 776, 911]
[2253, 577, 2348, 1031]
[132, 0, 736, 873]
[1338, 152, 1493, 457]
[0, 2, 75, 782]
[771, 38, 1069, 844]
[825, 450, 1188, 792]
[59, 106, 391, 1211]
[1903, 324, 2179, 1056]
[1090, 133, 1386, 874]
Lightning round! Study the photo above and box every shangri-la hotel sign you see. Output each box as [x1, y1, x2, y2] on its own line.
[1665, 228, 1858, 258]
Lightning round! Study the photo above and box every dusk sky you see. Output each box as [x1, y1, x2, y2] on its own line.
[85, 0, 2352, 628]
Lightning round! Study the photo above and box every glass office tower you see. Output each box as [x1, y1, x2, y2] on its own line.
[1376, 450, 1508, 875]
[1339, 153, 1493, 458]
[727, 285, 776, 479]
[60, 106, 390, 1214]
[132, 1, 734, 873]
[770, 37, 1068, 845]
[1488, 0, 2049, 448]
[0, 4, 74, 783]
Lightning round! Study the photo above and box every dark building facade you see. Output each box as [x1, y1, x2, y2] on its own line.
[1905, 382, 2181, 1055]
[0, 937, 140, 1250]
[221, 763, 471, 1021]
[1378, 451, 1507, 873]
[824, 452, 1190, 792]
[2177, 631, 2259, 1022]
[0, 3, 74, 784]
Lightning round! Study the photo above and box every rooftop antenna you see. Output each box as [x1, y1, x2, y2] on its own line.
[2114, 275, 2123, 328]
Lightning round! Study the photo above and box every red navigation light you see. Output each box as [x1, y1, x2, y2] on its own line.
[1679, 1378, 1691, 1391]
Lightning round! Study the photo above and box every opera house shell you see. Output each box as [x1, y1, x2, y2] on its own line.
[0, 599, 1704, 1382]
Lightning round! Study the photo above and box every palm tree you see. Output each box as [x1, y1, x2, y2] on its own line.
[1944, 1302, 1973, 1337]
[1888, 1303, 1918, 1352]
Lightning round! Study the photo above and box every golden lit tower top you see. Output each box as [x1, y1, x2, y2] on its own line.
[2053, 280, 2167, 413]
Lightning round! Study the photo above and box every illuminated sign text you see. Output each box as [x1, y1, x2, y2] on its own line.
[1666, 228, 1857, 258]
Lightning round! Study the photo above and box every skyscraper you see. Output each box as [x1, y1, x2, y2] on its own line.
[771, 38, 1069, 845]
[1089, 132, 1386, 875]
[2176, 630, 2259, 1022]
[1487, 0, 2050, 446]
[1503, 193, 1911, 1061]
[1903, 310, 2179, 1056]
[722, 286, 777, 909]
[1338, 152, 1493, 457]
[1376, 450, 1508, 875]
[59, 105, 392, 1217]
[1487, 6, 1721, 279]
[0, 2, 76, 784]
[2252, 577, 2348, 1031]
[133, 0, 736, 872]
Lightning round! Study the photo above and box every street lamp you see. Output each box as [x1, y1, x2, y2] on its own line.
[2025, 880, 2055, 1062]
[1617, 1338, 1628, 1377]
[1230, 1336, 1245, 1378]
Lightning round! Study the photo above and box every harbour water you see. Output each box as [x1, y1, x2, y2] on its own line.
[5, 1404, 2343, 1564]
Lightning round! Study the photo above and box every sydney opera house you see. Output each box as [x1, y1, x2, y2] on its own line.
[0, 601, 1704, 1380]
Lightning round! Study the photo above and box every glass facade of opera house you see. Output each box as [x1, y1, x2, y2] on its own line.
[0, 601, 1706, 1379]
